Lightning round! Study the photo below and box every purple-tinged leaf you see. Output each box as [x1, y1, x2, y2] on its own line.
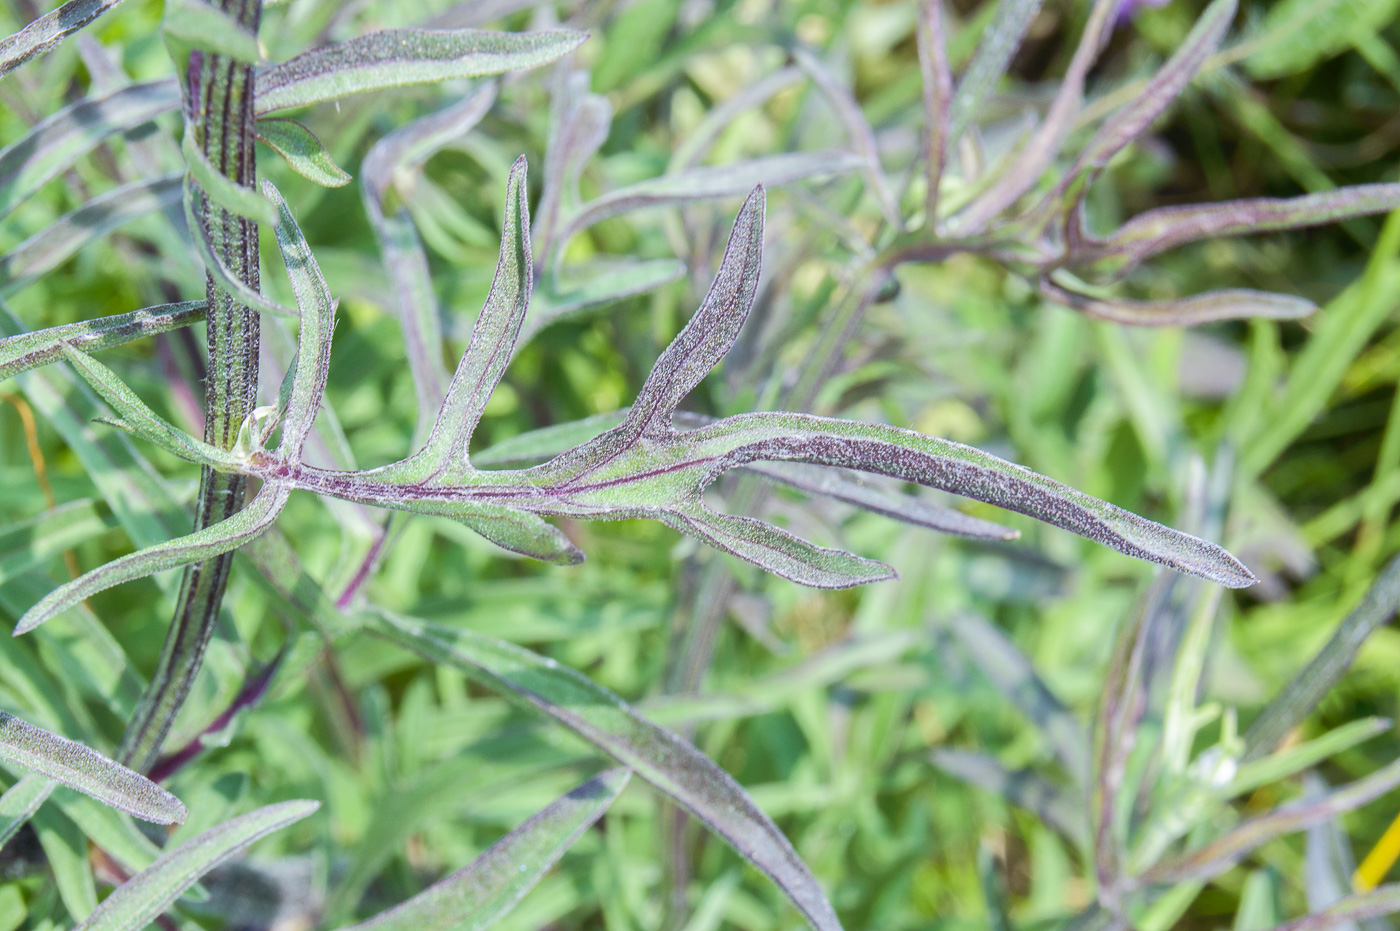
[373, 498, 581, 566]
[0, 712, 185, 824]
[1076, 184, 1400, 274]
[554, 152, 862, 262]
[1266, 885, 1400, 931]
[1243, 552, 1400, 762]
[666, 503, 894, 589]
[534, 70, 612, 263]
[371, 612, 844, 931]
[948, 0, 1045, 140]
[399, 156, 531, 478]
[254, 28, 585, 114]
[183, 178, 298, 318]
[0, 301, 205, 382]
[1065, 0, 1235, 196]
[1041, 276, 1314, 327]
[747, 461, 1018, 541]
[930, 749, 1085, 844]
[161, 0, 260, 64]
[1138, 757, 1400, 885]
[74, 800, 319, 931]
[343, 769, 629, 931]
[915, 0, 953, 225]
[0, 0, 125, 78]
[954, 0, 1122, 232]
[0, 79, 180, 222]
[794, 49, 902, 230]
[949, 614, 1089, 783]
[262, 180, 337, 461]
[361, 84, 497, 429]
[256, 119, 350, 188]
[0, 174, 182, 296]
[14, 484, 290, 635]
[58, 344, 243, 470]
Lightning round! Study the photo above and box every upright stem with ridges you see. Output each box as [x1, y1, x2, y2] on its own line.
[118, 0, 263, 773]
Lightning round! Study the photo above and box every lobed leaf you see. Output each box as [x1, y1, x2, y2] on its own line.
[0, 712, 184, 824]
[14, 483, 290, 635]
[254, 28, 585, 114]
[343, 769, 629, 931]
[0, 301, 205, 382]
[1041, 276, 1315, 327]
[59, 344, 241, 470]
[361, 83, 497, 428]
[0, 0, 125, 78]
[262, 179, 337, 460]
[0, 774, 54, 849]
[0, 174, 182, 296]
[947, 0, 1045, 140]
[954, 0, 1121, 231]
[74, 800, 319, 931]
[1066, 0, 1236, 194]
[256, 119, 350, 187]
[371, 612, 844, 931]
[1078, 184, 1400, 274]
[0, 79, 180, 223]
[1140, 757, 1400, 885]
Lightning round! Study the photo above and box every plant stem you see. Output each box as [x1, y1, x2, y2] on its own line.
[118, 0, 262, 773]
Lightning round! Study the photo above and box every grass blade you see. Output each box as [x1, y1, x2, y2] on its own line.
[344, 769, 629, 931]
[371, 612, 844, 931]
[1244, 553, 1400, 761]
[254, 28, 585, 114]
[0, 712, 184, 824]
[73, 800, 319, 931]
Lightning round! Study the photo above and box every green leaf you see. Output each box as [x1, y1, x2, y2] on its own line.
[0, 301, 205, 383]
[182, 177, 298, 317]
[256, 118, 351, 187]
[1244, 0, 1400, 80]
[0, 712, 185, 824]
[371, 612, 844, 931]
[0, 0, 125, 78]
[254, 28, 586, 114]
[0, 774, 54, 850]
[948, 0, 1045, 140]
[59, 344, 242, 470]
[162, 0, 261, 64]
[182, 129, 277, 225]
[73, 800, 319, 931]
[0, 79, 181, 223]
[1263, 885, 1400, 931]
[34, 806, 98, 920]
[1229, 718, 1391, 799]
[344, 769, 629, 931]
[14, 483, 290, 635]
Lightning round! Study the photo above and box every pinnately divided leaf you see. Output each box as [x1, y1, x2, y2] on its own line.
[172, 177, 1254, 587]
[344, 769, 630, 931]
[371, 612, 844, 931]
[254, 28, 586, 114]
[73, 800, 319, 931]
[0, 712, 185, 824]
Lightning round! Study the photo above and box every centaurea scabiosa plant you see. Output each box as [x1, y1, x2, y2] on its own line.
[0, 0, 1398, 929]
